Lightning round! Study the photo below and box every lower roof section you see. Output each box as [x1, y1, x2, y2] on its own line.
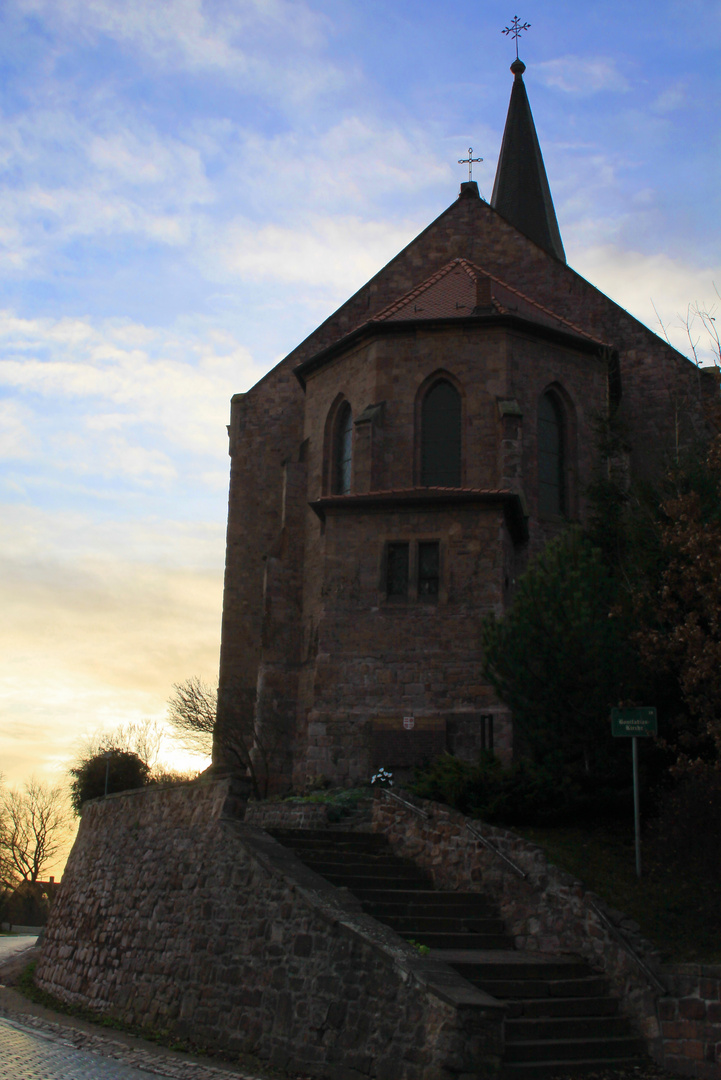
[309, 486, 529, 543]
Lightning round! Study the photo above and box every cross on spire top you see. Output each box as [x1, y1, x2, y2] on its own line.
[502, 15, 530, 60]
[458, 147, 483, 182]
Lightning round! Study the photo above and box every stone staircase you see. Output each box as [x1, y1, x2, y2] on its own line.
[270, 828, 647, 1078]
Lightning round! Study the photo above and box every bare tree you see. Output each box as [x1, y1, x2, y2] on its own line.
[0, 778, 72, 888]
[77, 718, 166, 772]
[167, 676, 215, 758]
[654, 288, 721, 371]
[167, 677, 280, 799]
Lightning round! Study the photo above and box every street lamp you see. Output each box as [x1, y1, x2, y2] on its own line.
[103, 750, 114, 797]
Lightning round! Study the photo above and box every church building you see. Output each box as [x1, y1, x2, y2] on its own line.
[214, 58, 709, 792]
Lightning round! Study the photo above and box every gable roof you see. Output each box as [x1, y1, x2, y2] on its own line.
[372, 257, 600, 342]
[293, 256, 607, 387]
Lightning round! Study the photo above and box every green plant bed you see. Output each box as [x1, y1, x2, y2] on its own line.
[275, 786, 373, 822]
[516, 823, 721, 963]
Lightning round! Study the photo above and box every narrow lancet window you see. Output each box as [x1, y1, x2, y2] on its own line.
[421, 380, 461, 487]
[538, 392, 564, 515]
[334, 403, 353, 495]
[386, 543, 409, 598]
[418, 541, 440, 599]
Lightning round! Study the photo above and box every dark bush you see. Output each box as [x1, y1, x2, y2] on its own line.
[69, 748, 150, 814]
[650, 763, 721, 881]
[411, 753, 634, 827]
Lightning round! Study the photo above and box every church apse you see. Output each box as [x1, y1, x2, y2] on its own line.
[215, 57, 708, 793]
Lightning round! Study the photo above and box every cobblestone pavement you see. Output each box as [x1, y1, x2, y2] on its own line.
[1, 1015, 169, 1080]
[0, 1012, 272, 1080]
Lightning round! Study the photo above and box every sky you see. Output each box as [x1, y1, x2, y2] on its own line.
[1, 0, 720, 830]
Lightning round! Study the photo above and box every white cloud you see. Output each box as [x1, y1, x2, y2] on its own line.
[211, 214, 420, 292]
[652, 82, 689, 114]
[0, 312, 264, 472]
[16, 0, 340, 105]
[536, 56, 630, 95]
[0, 399, 33, 459]
[0, 116, 213, 271]
[0, 503, 224, 569]
[570, 243, 721, 366]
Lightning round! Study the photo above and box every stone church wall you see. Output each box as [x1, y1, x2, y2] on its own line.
[215, 369, 305, 770]
[35, 777, 505, 1080]
[216, 187, 713, 792]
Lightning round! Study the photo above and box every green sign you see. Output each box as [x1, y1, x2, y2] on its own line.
[611, 707, 657, 737]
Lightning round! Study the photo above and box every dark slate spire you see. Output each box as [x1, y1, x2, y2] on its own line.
[491, 59, 566, 262]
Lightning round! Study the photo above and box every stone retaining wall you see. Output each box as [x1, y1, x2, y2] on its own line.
[36, 778, 504, 1080]
[658, 967, 721, 1079]
[373, 789, 721, 1079]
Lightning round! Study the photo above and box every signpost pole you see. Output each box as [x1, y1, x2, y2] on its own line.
[611, 707, 656, 880]
[632, 735, 641, 878]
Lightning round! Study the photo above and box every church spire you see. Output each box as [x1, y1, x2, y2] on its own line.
[491, 58, 566, 263]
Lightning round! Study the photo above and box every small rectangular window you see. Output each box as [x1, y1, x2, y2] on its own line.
[418, 541, 440, 599]
[480, 714, 494, 752]
[386, 543, 409, 597]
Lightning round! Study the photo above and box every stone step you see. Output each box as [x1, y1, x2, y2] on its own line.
[269, 829, 387, 848]
[449, 960, 592, 981]
[504, 1035, 645, 1064]
[379, 915, 508, 935]
[364, 898, 498, 919]
[500, 1056, 644, 1079]
[505, 996, 620, 1019]
[356, 889, 490, 906]
[300, 859, 429, 877]
[319, 874, 432, 891]
[456, 975, 612, 999]
[409, 932, 515, 949]
[269, 827, 649, 1077]
[505, 1014, 633, 1041]
[293, 849, 415, 864]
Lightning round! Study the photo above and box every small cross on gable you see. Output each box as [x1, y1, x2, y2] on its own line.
[458, 147, 483, 182]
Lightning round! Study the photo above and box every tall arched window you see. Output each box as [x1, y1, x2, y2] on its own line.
[538, 392, 565, 515]
[421, 379, 462, 487]
[333, 402, 353, 494]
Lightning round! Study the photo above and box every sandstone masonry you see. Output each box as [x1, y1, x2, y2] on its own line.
[36, 778, 504, 1080]
[215, 75, 716, 793]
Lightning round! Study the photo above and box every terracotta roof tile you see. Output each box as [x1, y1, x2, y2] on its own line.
[317, 486, 517, 500]
[370, 257, 607, 346]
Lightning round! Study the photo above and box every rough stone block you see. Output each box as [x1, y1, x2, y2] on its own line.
[681, 999, 708, 1021]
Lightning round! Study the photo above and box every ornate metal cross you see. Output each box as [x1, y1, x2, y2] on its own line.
[502, 15, 531, 59]
[458, 147, 483, 182]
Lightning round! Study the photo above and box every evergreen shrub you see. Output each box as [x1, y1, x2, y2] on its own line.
[411, 752, 633, 827]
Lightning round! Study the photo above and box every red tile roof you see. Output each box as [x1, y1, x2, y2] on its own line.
[372, 257, 606, 346]
[317, 485, 517, 500]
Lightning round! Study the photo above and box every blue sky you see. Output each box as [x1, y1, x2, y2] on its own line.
[1, 0, 720, 808]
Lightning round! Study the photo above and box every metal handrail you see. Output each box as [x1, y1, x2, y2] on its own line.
[465, 821, 528, 879]
[587, 898, 667, 994]
[465, 826, 665, 992]
[380, 788, 665, 995]
[381, 788, 429, 818]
